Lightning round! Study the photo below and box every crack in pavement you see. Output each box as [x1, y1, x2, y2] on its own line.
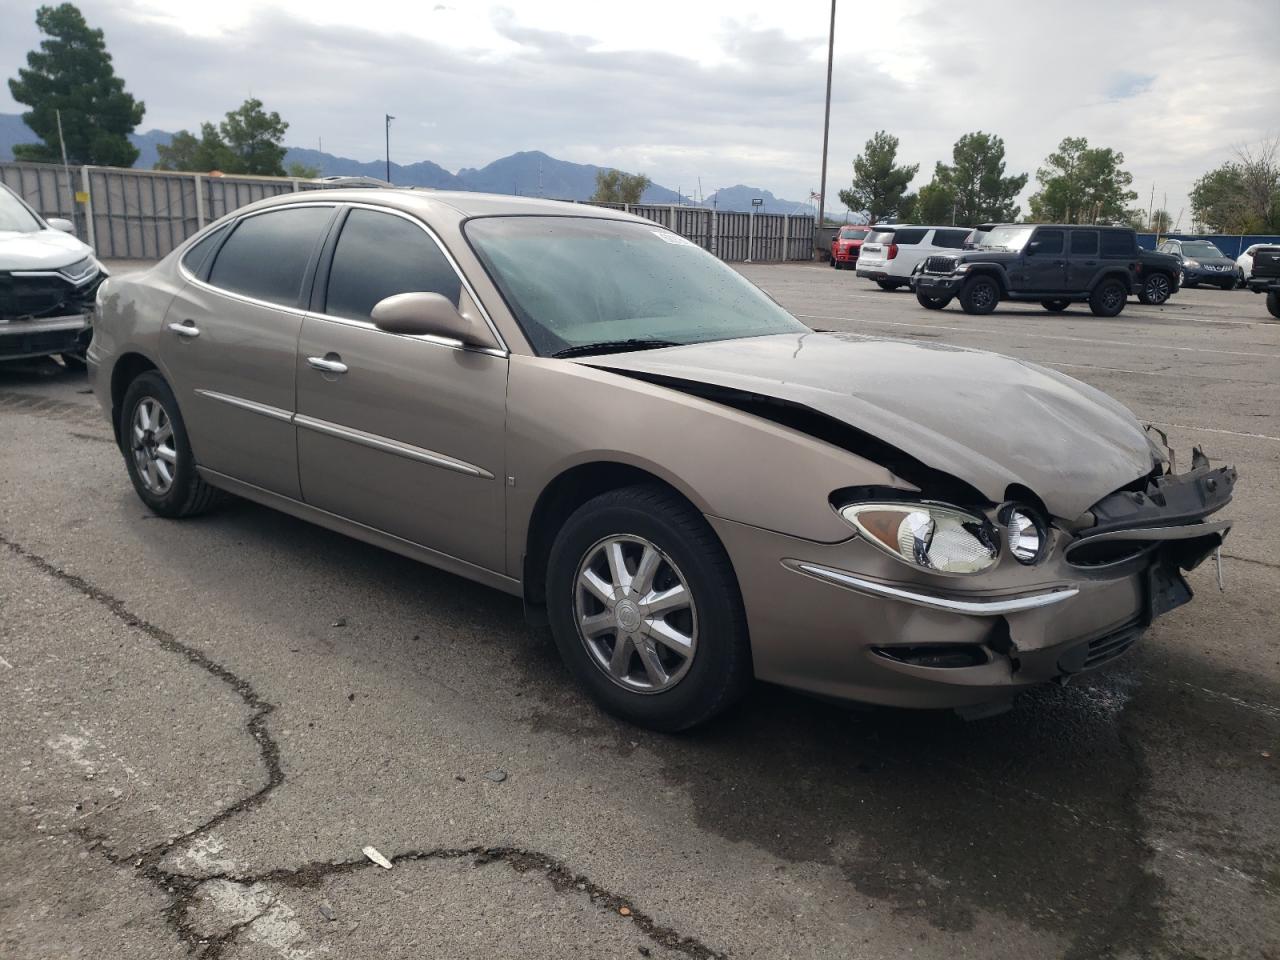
[2, 532, 726, 959]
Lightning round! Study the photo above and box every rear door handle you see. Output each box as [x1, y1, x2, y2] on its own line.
[307, 355, 348, 374]
[167, 320, 200, 338]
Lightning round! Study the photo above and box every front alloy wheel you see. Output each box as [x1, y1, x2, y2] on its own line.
[545, 484, 752, 731]
[131, 396, 178, 495]
[120, 371, 222, 517]
[1139, 273, 1171, 305]
[574, 535, 697, 693]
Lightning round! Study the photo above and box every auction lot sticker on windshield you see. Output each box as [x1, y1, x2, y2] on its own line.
[653, 230, 696, 246]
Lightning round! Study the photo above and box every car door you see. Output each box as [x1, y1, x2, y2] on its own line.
[1022, 228, 1067, 292]
[294, 205, 508, 572]
[161, 203, 337, 498]
[1066, 228, 1100, 289]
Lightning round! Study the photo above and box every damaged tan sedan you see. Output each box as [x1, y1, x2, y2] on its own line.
[88, 191, 1236, 730]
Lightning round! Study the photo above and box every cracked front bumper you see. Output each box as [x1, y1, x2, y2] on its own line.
[709, 513, 1228, 710]
[0, 313, 91, 362]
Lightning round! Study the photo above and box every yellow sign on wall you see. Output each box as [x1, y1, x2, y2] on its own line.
[74, 191, 89, 203]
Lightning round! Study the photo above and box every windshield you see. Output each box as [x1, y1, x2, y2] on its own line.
[465, 216, 807, 356]
[1181, 241, 1225, 258]
[0, 188, 44, 233]
[978, 225, 1035, 251]
[838, 227, 869, 240]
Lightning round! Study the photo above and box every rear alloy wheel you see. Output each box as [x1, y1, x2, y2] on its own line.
[546, 484, 751, 731]
[1089, 277, 1128, 317]
[1138, 273, 1172, 305]
[1041, 299, 1071, 312]
[958, 275, 999, 315]
[120, 371, 222, 518]
[916, 291, 951, 310]
[1267, 290, 1280, 320]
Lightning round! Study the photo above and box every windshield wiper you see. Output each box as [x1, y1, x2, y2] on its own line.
[552, 338, 682, 359]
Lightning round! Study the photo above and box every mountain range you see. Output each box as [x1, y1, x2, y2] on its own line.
[0, 113, 814, 214]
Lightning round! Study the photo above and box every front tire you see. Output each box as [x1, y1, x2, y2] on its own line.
[958, 275, 999, 315]
[1089, 277, 1128, 317]
[916, 291, 950, 310]
[1138, 273, 1172, 305]
[545, 484, 752, 732]
[119, 371, 222, 518]
[1267, 290, 1280, 320]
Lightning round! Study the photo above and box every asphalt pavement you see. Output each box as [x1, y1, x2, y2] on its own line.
[1, 265, 1276, 959]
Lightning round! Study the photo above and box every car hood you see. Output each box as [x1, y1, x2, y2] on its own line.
[0, 228, 93, 271]
[581, 332, 1159, 519]
[955, 249, 1019, 264]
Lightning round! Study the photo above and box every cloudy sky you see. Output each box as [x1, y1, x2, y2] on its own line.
[2, 0, 1276, 220]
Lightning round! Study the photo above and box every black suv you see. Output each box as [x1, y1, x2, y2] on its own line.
[914, 224, 1143, 316]
[1245, 245, 1280, 318]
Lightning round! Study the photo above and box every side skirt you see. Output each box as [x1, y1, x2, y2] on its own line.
[197, 467, 523, 598]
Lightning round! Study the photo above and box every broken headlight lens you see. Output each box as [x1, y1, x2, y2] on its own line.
[1003, 506, 1046, 565]
[840, 503, 999, 574]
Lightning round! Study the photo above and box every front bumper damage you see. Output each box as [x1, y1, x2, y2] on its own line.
[713, 448, 1236, 712]
[0, 262, 103, 362]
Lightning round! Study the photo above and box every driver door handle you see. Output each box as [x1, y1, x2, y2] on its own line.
[167, 320, 200, 338]
[307, 355, 348, 374]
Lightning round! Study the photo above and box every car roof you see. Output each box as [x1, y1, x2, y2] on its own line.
[238, 187, 643, 225]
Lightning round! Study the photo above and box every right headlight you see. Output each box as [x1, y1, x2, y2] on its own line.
[840, 502, 999, 574]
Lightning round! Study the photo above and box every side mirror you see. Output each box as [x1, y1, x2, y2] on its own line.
[371, 292, 490, 346]
[47, 217, 75, 233]
[1026, 240, 1041, 255]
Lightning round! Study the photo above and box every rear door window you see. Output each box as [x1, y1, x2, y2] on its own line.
[208, 206, 334, 307]
[893, 228, 927, 245]
[323, 208, 462, 321]
[180, 223, 231, 278]
[867, 230, 896, 245]
[1070, 230, 1099, 256]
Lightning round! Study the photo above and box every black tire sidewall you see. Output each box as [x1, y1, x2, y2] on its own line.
[1090, 278, 1127, 317]
[1143, 275, 1171, 305]
[960, 276, 998, 314]
[119, 372, 201, 517]
[545, 488, 749, 732]
[1267, 290, 1280, 319]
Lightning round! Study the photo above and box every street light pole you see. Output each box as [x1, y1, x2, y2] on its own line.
[385, 114, 395, 184]
[816, 0, 836, 238]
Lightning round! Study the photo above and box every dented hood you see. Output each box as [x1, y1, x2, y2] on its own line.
[581, 332, 1159, 519]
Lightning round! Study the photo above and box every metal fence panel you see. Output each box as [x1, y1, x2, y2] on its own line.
[1, 160, 815, 263]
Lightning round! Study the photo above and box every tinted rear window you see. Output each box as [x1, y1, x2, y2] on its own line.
[208, 207, 334, 307]
[893, 228, 927, 245]
[933, 229, 970, 249]
[324, 209, 461, 320]
[868, 230, 896, 244]
[180, 223, 230, 277]
[1101, 231, 1135, 256]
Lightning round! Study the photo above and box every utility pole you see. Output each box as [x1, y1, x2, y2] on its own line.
[384, 114, 395, 184]
[54, 109, 78, 238]
[816, 0, 836, 241]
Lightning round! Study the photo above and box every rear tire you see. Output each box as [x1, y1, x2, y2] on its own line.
[876, 279, 899, 291]
[916, 291, 950, 310]
[1267, 290, 1280, 320]
[1138, 273, 1172, 305]
[545, 484, 752, 732]
[958, 275, 999, 315]
[1041, 299, 1071, 312]
[1089, 277, 1128, 317]
[119, 371, 223, 518]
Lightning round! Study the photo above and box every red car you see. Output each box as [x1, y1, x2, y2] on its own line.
[830, 225, 871, 269]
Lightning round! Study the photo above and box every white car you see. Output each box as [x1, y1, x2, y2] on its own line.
[855, 224, 972, 290]
[1237, 244, 1265, 283]
[0, 183, 105, 366]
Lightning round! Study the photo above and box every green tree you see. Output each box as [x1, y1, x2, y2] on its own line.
[1028, 136, 1137, 224]
[219, 98, 289, 176]
[927, 132, 1027, 224]
[1190, 138, 1280, 233]
[913, 175, 954, 224]
[1149, 208, 1172, 234]
[837, 131, 918, 224]
[7, 3, 144, 166]
[154, 122, 232, 173]
[286, 161, 321, 179]
[591, 169, 651, 205]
